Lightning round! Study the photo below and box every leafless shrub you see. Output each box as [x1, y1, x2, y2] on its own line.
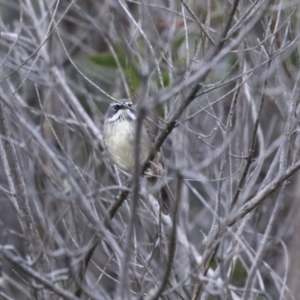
[0, 0, 299, 299]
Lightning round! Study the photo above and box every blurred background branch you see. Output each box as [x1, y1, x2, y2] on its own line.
[0, 1, 299, 300]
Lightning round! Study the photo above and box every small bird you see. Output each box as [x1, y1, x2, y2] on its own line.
[103, 99, 170, 213]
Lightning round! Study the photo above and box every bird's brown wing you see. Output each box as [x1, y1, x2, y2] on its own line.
[143, 121, 171, 214]
[143, 120, 156, 143]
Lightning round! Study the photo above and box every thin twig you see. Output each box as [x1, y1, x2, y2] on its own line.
[0, 100, 52, 275]
[150, 174, 182, 300]
[116, 104, 146, 299]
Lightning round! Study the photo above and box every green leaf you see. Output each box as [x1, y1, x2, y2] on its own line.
[89, 44, 128, 68]
[231, 260, 247, 287]
[126, 67, 140, 92]
[174, 35, 185, 50]
[154, 71, 170, 89]
[90, 52, 126, 68]
[89, 45, 141, 92]
[161, 71, 170, 87]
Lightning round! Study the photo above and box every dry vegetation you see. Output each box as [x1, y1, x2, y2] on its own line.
[0, 0, 300, 299]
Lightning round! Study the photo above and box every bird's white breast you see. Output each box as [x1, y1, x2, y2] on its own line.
[103, 120, 136, 173]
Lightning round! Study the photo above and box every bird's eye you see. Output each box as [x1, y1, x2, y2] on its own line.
[127, 103, 132, 108]
[113, 105, 120, 111]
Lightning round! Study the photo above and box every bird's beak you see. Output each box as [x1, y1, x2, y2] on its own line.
[119, 104, 132, 111]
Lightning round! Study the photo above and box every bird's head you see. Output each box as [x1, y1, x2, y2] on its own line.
[104, 99, 136, 123]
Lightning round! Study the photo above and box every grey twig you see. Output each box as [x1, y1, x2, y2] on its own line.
[0, 100, 52, 296]
[150, 174, 182, 300]
[2, 249, 80, 300]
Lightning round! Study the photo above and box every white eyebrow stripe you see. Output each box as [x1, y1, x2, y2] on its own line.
[106, 109, 123, 122]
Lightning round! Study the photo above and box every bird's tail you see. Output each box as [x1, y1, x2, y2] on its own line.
[160, 185, 171, 214]
[147, 177, 172, 214]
